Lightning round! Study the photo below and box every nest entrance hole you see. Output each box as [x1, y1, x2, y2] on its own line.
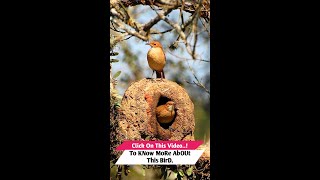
[157, 96, 171, 106]
[157, 96, 177, 129]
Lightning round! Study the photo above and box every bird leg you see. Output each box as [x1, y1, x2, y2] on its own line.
[161, 71, 164, 81]
[150, 70, 156, 82]
[151, 70, 155, 78]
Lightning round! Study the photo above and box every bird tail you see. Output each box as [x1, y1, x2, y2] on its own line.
[156, 70, 165, 79]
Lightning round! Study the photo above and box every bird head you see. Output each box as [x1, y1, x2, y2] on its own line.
[166, 101, 175, 112]
[146, 41, 163, 48]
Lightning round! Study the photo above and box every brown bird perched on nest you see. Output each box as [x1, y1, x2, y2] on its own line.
[156, 101, 175, 124]
[146, 41, 166, 80]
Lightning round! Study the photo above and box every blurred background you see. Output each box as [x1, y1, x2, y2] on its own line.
[110, 1, 211, 178]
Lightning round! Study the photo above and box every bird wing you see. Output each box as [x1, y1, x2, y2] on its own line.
[156, 105, 168, 117]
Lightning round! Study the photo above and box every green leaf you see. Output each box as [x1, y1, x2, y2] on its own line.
[110, 59, 119, 63]
[186, 166, 193, 176]
[110, 52, 119, 56]
[113, 71, 121, 78]
[178, 170, 184, 177]
[145, 135, 150, 140]
[114, 103, 121, 109]
[141, 167, 145, 177]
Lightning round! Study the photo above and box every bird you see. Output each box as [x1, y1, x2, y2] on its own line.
[146, 41, 166, 79]
[156, 101, 175, 124]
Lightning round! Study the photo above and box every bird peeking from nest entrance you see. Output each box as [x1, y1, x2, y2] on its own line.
[146, 41, 166, 80]
[156, 101, 175, 124]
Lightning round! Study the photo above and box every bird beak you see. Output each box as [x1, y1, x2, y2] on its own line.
[145, 42, 150, 45]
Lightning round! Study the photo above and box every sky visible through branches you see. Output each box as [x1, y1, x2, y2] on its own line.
[112, 5, 210, 96]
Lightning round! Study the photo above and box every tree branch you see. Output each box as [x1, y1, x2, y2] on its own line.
[111, 0, 210, 21]
[142, 7, 175, 32]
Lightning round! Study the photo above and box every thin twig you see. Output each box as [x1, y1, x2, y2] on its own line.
[184, 56, 210, 95]
[166, 50, 210, 62]
[191, 0, 203, 58]
[111, 21, 126, 33]
[112, 0, 210, 20]
[179, 0, 185, 29]
[199, 17, 210, 37]
[111, 18, 148, 41]
[150, 28, 174, 34]
[162, 16, 196, 59]
[142, 5, 175, 32]
[123, 35, 134, 41]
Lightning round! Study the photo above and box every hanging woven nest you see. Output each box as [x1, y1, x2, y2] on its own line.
[116, 78, 195, 141]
